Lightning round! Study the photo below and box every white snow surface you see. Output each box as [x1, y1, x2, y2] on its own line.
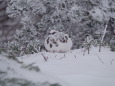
[0, 47, 115, 86]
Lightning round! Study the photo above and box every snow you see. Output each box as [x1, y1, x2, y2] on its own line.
[90, 7, 109, 22]
[0, 47, 115, 86]
[0, 55, 68, 86]
[102, 0, 109, 8]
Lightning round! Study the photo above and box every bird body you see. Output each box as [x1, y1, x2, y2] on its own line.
[44, 30, 72, 53]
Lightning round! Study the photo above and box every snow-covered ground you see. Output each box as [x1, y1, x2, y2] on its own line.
[0, 47, 115, 86]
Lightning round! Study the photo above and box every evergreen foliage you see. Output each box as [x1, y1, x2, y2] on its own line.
[0, 77, 61, 86]
[6, 0, 115, 57]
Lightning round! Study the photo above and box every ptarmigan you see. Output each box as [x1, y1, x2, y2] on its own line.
[44, 30, 72, 53]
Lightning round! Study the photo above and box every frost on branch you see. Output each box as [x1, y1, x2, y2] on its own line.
[6, 0, 115, 57]
[7, 15, 41, 57]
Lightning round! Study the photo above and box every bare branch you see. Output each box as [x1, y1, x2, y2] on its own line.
[95, 53, 104, 64]
[110, 59, 114, 65]
[99, 24, 108, 52]
[74, 55, 77, 58]
[60, 54, 66, 60]
[41, 53, 48, 62]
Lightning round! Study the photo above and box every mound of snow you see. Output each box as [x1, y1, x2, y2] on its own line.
[18, 47, 115, 86]
[0, 47, 115, 86]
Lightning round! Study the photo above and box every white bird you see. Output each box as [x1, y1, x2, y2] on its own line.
[44, 30, 72, 53]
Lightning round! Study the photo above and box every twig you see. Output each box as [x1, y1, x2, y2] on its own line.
[110, 59, 114, 65]
[55, 55, 57, 58]
[60, 57, 65, 60]
[74, 55, 77, 58]
[60, 54, 66, 60]
[95, 53, 104, 64]
[70, 51, 72, 53]
[63, 54, 66, 58]
[41, 53, 48, 61]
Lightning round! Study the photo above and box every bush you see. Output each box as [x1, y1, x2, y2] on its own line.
[110, 36, 115, 51]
